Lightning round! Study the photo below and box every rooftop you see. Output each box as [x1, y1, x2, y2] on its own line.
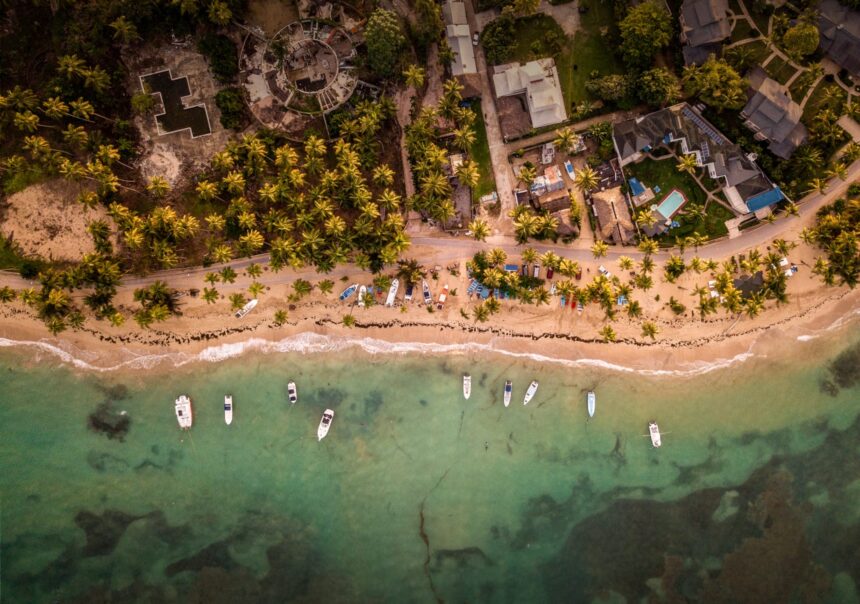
[591, 186, 635, 245]
[679, 0, 730, 65]
[741, 68, 807, 159]
[493, 59, 567, 129]
[442, 0, 477, 76]
[819, 0, 860, 77]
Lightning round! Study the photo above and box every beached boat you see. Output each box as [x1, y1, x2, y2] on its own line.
[587, 391, 596, 418]
[523, 380, 539, 405]
[357, 285, 367, 308]
[503, 380, 512, 407]
[649, 421, 662, 448]
[436, 285, 449, 309]
[422, 280, 432, 305]
[564, 160, 575, 179]
[385, 278, 400, 307]
[175, 395, 193, 429]
[287, 381, 298, 404]
[404, 283, 414, 302]
[224, 395, 233, 425]
[463, 374, 471, 399]
[234, 299, 258, 319]
[339, 283, 359, 301]
[317, 409, 334, 441]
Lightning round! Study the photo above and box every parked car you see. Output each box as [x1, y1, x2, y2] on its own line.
[472, 32, 480, 46]
[533, 264, 541, 278]
[521, 264, 528, 277]
[546, 267, 554, 280]
[598, 265, 612, 278]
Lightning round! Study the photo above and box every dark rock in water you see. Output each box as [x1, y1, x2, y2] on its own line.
[260, 537, 317, 601]
[306, 387, 346, 409]
[828, 341, 860, 390]
[419, 399, 428, 407]
[87, 401, 131, 441]
[86, 451, 129, 473]
[819, 380, 839, 397]
[364, 390, 384, 417]
[186, 567, 262, 604]
[75, 509, 143, 557]
[98, 383, 129, 400]
[434, 546, 493, 567]
[165, 539, 237, 576]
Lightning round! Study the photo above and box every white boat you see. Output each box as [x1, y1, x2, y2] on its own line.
[234, 298, 258, 318]
[523, 380, 538, 405]
[175, 395, 193, 429]
[385, 278, 400, 307]
[317, 408, 334, 441]
[224, 395, 233, 425]
[564, 159, 575, 179]
[436, 284, 449, 309]
[649, 421, 662, 448]
[357, 285, 367, 308]
[463, 374, 471, 399]
[503, 380, 512, 407]
[422, 280, 432, 305]
[287, 381, 298, 404]
[587, 391, 596, 418]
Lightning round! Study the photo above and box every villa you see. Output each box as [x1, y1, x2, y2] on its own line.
[591, 187, 636, 246]
[740, 68, 807, 160]
[492, 59, 567, 130]
[442, 0, 477, 77]
[612, 103, 782, 217]
[819, 0, 860, 78]
[679, 0, 731, 66]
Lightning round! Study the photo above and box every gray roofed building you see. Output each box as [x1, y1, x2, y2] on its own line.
[819, 0, 860, 77]
[442, 0, 477, 76]
[679, 0, 731, 65]
[740, 68, 807, 159]
[612, 103, 780, 214]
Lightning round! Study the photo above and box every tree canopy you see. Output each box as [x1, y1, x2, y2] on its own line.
[683, 56, 747, 111]
[365, 9, 407, 78]
[619, 1, 673, 71]
[637, 68, 681, 108]
[782, 21, 819, 61]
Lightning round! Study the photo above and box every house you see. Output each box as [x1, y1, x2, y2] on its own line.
[591, 186, 635, 245]
[442, 0, 477, 76]
[819, 0, 860, 78]
[740, 68, 807, 160]
[679, 0, 731, 66]
[492, 59, 567, 129]
[612, 103, 782, 215]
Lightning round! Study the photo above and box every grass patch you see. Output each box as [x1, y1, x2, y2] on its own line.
[2, 166, 47, 196]
[658, 201, 733, 243]
[506, 6, 625, 109]
[789, 74, 814, 103]
[468, 100, 496, 201]
[623, 157, 708, 207]
[0, 236, 47, 273]
[734, 40, 771, 66]
[748, 8, 771, 36]
[765, 56, 796, 85]
[730, 18, 754, 43]
[801, 80, 832, 123]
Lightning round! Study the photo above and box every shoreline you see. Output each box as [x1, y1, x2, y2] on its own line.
[1, 282, 857, 376]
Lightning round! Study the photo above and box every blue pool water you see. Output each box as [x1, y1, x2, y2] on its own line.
[656, 189, 686, 218]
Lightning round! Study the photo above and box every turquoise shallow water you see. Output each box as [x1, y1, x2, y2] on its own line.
[2, 326, 860, 603]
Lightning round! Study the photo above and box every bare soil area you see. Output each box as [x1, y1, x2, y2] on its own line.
[0, 180, 117, 262]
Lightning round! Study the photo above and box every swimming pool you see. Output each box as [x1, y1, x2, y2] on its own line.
[655, 189, 687, 219]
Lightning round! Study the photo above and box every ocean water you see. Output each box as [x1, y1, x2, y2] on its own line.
[1, 326, 860, 603]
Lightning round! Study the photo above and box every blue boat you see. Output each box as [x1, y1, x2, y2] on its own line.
[339, 283, 359, 301]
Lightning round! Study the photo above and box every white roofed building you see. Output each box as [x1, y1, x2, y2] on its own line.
[442, 0, 477, 76]
[492, 59, 567, 129]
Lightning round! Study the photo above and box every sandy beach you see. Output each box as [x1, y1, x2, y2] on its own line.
[1, 238, 857, 373]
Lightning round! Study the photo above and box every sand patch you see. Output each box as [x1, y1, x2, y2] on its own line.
[0, 180, 116, 262]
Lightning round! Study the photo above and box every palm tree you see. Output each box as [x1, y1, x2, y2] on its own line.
[453, 126, 476, 151]
[641, 321, 659, 340]
[489, 248, 507, 266]
[600, 325, 617, 342]
[220, 266, 237, 283]
[203, 287, 219, 303]
[677, 153, 699, 175]
[521, 247, 538, 265]
[513, 213, 538, 243]
[455, 160, 480, 189]
[553, 127, 578, 154]
[403, 64, 426, 89]
[826, 163, 848, 181]
[744, 292, 765, 318]
[558, 258, 580, 277]
[473, 303, 490, 322]
[372, 165, 395, 188]
[638, 238, 659, 256]
[274, 310, 289, 326]
[468, 218, 490, 241]
[342, 314, 356, 328]
[772, 238, 796, 257]
[57, 54, 87, 79]
[799, 228, 817, 245]
[110, 16, 140, 44]
[541, 251, 561, 271]
[574, 166, 599, 193]
[518, 163, 537, 187]
[618, 256, 633, 271]
[534, 287, 550, 306]
[248, 282, 265, 298]
[806, 177, 829, 195]
[591, 241, 609, 258]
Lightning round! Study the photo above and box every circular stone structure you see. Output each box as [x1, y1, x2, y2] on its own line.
[240, 19, 360, 132]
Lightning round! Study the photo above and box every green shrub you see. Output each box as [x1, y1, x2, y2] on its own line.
[198, 33, 239, 83]
[215, 87, 247, 130]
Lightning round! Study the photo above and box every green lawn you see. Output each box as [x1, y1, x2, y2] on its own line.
[748, 8, 771, 36]
[730, 18, 754, 43]
[789, 73, 814, 103]
[468, 100, 496, 202]
[623, 157, 708, 207]
[507, 9, 625, 109]
[657, 200, 732, 243]
[801, 80, 834, 123]
[765, 56, 796, 85]
[734, 40, 771, 66]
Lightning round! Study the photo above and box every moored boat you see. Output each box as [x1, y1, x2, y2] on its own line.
[317, 409, 334, 441]
[357, 285, 367, 308]
[339, 283, 358, 301]
[523, 380, 539, 405]
[503, 380, 512, 407]
[649, 421, 662, 448]
[224, 395, 233, 425]
[587, 391, 596, 418]
[287, 381, 298, 404]
[234, 298, 258, 319]
[385, 278, 400, 307]
[175, 395, 193, 429]
[436, 284, 449, 309]
[422, 280, 432, 305]
[463, 374, 471, 399]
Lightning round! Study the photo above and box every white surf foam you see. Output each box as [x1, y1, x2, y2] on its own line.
[0, 332, 758, 377]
